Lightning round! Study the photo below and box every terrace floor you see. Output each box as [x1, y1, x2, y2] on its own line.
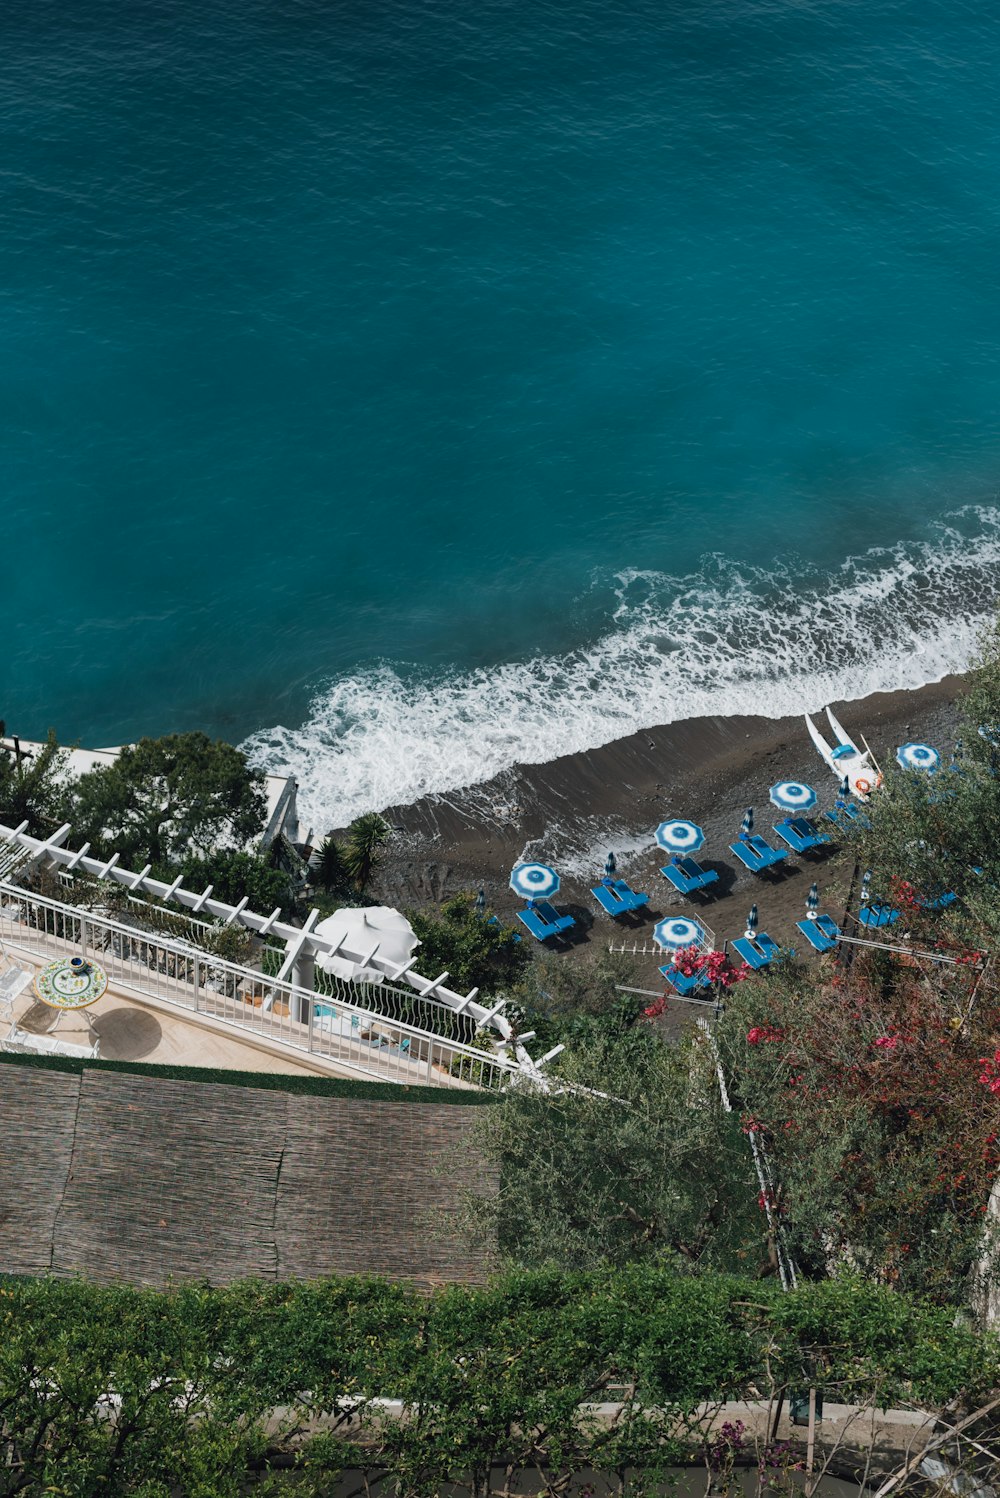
[4, 957, 346, 1077]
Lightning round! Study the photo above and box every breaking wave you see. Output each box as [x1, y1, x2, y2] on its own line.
[243, 508, 1000, 834]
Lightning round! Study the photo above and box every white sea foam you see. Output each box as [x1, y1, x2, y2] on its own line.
[243, 508, 1000, 833]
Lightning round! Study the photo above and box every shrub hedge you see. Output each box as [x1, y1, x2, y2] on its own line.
[0, 1048, 496, 1106]
[0, 1269, 996, 1494]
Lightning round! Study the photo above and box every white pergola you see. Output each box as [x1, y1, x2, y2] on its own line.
[0, 820, 564, 1080]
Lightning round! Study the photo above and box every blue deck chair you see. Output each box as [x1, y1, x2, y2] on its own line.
[591, 878, 649, 917]
[660, 856, 719, 896]
[534, 899, 575, 931]
[858, 901, 899, 928]
[729, 835, 788, 875]
[917, 890, 957, 910]
[796, 914, 840, 953]
[825, 801, 871, 830]
[774, 817, 833, 855]
[659, 963, 712, 997]
[516, 902, 575, 942]
[731, 931, 785, 969]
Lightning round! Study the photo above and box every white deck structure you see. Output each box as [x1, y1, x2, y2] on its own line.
[0, 820, 559, 1090]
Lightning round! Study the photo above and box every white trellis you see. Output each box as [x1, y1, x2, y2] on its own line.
[0, 820, 559, 1084]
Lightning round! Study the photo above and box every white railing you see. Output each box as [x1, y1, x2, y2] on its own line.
[0, 820, 546, 1076]
[607, 919, 716, 961]
[0, 883, 519, 1093]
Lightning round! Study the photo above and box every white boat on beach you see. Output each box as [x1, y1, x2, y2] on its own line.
[805, 706, 882, 799]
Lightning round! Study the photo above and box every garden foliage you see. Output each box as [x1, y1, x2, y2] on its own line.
[63, 731, 267, 868]
[0, 1270, 994, 1495]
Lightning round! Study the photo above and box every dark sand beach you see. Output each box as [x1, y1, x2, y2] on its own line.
[366, 676, 966, 977]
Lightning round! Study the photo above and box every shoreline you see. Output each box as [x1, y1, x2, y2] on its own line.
[368, 673, 967, 960]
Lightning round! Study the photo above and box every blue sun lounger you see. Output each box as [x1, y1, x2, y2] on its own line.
[917, 890, 957, 910]
[774, 817, 833, 855]
[824, 801, 871, 831]
[858, 902, 899, 928]
[660, 857, 719, 896]
[591, 878, 649, 917]
[516, 901, 575, 942]
[659, 963, 712, 997]
[729, 835, 788, 875]
[796, 914, 840, 953]
[731, 932, 785, 969]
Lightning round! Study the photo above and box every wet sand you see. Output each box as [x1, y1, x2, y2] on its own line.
[364, 675, 966, 969]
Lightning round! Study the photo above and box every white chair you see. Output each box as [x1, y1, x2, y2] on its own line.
[0, 963, 31, 1018]
[2, 1023, 98, 1060]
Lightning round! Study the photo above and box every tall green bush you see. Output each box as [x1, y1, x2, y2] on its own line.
[0, 1270, 995, 1494]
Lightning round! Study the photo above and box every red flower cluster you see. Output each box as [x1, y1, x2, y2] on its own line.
[671, 946, 748, 989]
[874, 1034, 902, 1051]
[747, 1024, 784, 1045]
[978, 1049, 1000, 1095]
[890, 877, 922, 909]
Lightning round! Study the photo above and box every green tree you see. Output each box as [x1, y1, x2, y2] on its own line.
[507, 947, 648, 1047]
[312, 833, 349, 895]
[65, 732, 267, 868]
[172, 848, 295, 916]
[845, 613, 1000, 948]
[342, 811, 390, 892]
[457, 1025, 760, 1273]
[0, 729, 66, 836]
[408, 893, 530, 995]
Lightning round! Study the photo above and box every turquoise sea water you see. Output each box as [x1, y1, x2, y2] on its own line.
[5, 0, 1000, 828]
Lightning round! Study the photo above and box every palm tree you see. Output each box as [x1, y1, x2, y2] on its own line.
[312, 834, 348, 894]
[343, 813, 390, 893]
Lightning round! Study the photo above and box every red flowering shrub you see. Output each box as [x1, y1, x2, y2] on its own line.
[719, 946, 1000, 1301]
[668, 946, 749, 988]
[979, 1049, 1000, 1095]
[747, 1024, 784, 1046]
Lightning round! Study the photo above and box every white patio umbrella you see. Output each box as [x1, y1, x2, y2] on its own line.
[314, 906, 420, 984]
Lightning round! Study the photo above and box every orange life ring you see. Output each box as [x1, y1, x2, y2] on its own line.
[856, 777, 872, 795]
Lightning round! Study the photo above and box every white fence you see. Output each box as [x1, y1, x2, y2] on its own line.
[0, 882, 519, 1093]
[607, 919, 716, 961]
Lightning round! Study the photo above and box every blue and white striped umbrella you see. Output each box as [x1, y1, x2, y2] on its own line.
[769, 780, 817, 812]
[653, 915, 707, 952]
[604, 852, 616, 878]
[896, 742, 940, 773]
[745, 904, 758, 939]
[509, 862, 560, 900]
[655, 819, 705, 854]
[806, 882, 819, 918]
[739, 807, 754, 840]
